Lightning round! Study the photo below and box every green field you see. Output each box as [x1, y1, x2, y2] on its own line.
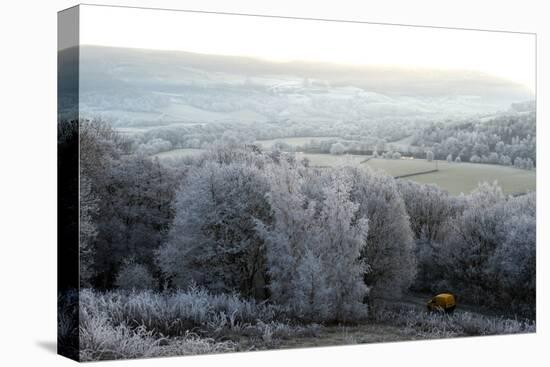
[153, 148, 535, 195]
[296, 152, 368, 167]
[300, 154, 535, 195]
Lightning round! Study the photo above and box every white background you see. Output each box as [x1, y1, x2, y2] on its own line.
[0, 0, 548, 365]
[79, 5, 537, 90]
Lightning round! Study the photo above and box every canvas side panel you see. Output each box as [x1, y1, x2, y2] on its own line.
[57, 5, 80, 362]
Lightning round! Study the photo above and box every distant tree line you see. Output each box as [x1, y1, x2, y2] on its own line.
[412, 109, 535, 169]
[124, 117, 419, 157]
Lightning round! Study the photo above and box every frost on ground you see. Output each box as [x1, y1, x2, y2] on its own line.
[368, 304, 535, 339]
[77, 288, 322, 361]
[281, 303, 534, 350]
[75, 289, 534, 361]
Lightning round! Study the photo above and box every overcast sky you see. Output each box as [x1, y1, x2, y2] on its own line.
[79, 4, 536, 92]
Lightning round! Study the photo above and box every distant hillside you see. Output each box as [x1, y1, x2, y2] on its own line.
[59, 45, 534, 127]
[412, 103, 536, 166]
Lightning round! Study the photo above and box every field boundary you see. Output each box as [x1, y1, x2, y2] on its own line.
[395, 169, 439, 179]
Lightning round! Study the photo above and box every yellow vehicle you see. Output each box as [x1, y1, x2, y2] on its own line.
[427, 293, 456, 313]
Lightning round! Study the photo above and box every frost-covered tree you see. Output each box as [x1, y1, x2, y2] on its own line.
[525, 158, 535, 170]
[412, 227, 447, 292]
[330, 142, 346, 155]
[468, 181, 505, 207]
[92, 156, 177, 288]
[317, 172, 369, 321]
[136, 138, 172, 155]
[293, 249, 332, 320]
[347, 168, 416, 298]
[455, 155, 462, 163]
[78, 120, 126, 287]
[397, 180, 464, 292]
[115, 258, 156, 290]
[446, 154, 453, 163]
[441, 182, 535, 316]
[157, 159, 271, 299]
[426, 150, 434, 162]
[376, 139, 387, 153]
[79, 121, 178, 289]
[495, 141, 505, 154]
[500, 155, 512, 166]
[489, 193, 535, 315]
[255, 160, 317, 312]
[412, 110, 536, 168]
[79, 173, 99, 287]
[79, 119, 127, 181]
[392, 151, 402, 160]
[256, 163, 369, 321]
[488, 152, 499, 164]
[397, 180, 463, 241]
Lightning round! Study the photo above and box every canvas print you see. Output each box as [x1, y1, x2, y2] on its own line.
[58, 4, 536, 362]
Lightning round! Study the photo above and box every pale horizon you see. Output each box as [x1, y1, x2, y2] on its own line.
[79, 4, 536, 92]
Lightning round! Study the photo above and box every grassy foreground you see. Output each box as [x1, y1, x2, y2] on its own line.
[70, 289, 535, 361]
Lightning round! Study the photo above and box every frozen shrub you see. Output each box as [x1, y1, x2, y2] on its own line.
[79, 288, 283, 338]
[78, 288, 324, 360]
[79, 311, 236, 361]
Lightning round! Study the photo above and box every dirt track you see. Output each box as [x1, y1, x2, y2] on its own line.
[376, 292, 500, 318]
[278, 323, 421, 350]
[274, 292, 498, 350]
